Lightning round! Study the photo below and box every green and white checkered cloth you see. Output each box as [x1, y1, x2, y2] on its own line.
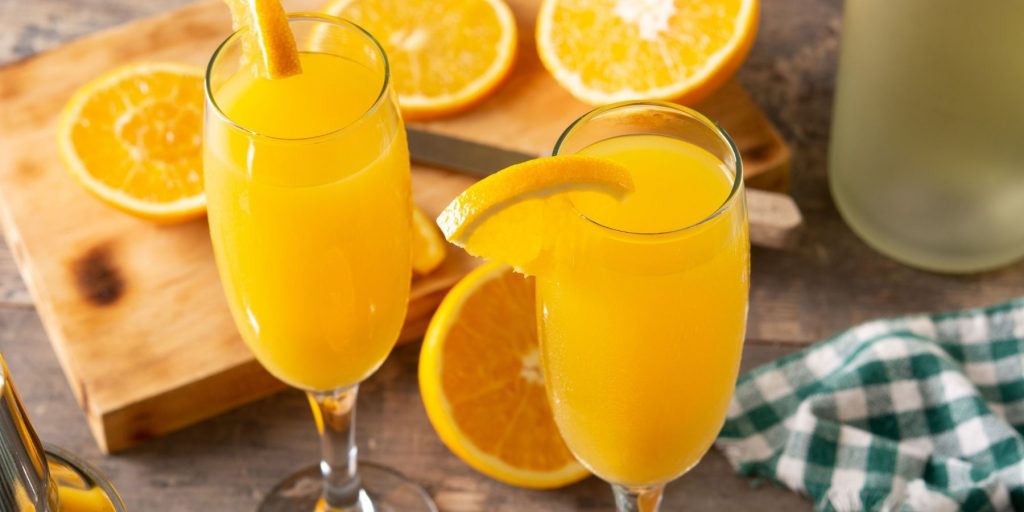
[717, 298, 1024, 511]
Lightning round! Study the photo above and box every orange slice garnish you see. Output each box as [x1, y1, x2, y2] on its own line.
[223, 0, 302, 78]
[436, 155, 633, 274]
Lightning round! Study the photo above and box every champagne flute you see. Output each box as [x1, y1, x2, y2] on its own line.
[539, 102, 750, 510]
[204, 13, 435, 511]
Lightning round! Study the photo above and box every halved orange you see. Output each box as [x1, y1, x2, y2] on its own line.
[412, 205, 446, 276]
[420, 262, 588, 488]
[320, 0, 517, 119]
[536, 0, 759, 105]
[57, 63, 206, 223]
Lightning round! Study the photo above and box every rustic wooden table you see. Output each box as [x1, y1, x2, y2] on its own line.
[4, 0, 1024, 510]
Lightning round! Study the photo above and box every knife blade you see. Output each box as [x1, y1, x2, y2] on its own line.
[406, 127, 802, 249]
[408, 127, 542, 177]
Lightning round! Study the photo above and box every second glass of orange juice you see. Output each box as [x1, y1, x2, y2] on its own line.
[540, 102, 750, 510]
[204, 14, 435, 512]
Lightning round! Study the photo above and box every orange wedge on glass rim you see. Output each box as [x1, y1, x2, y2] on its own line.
[223, 0, 302, 78]
[436, 155, 633, 274]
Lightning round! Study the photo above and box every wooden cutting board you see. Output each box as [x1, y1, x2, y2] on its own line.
[0, 0, 791, 453]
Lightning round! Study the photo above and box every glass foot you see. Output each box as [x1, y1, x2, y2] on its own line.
[258, 461, 437, 512]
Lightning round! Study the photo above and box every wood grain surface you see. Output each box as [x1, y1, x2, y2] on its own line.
[0, 0, 791, 453]
[3, 0, 1024, 510]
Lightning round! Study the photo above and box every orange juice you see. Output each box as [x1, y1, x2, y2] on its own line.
[57, 486, 115, 512]
[537, 134, 749, 486]
[205, 52, 411, 391]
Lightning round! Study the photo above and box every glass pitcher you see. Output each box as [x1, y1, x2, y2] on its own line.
[828, 0, 1024, 273]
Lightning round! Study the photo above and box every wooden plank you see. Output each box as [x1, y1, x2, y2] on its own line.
[0, 0, 793, 453]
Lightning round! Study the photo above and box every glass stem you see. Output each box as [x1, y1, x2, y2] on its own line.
[309, 385, 365, 512]
[612, 484, 665, 512]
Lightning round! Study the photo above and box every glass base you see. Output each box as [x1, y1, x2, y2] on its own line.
[257, 461, 437, 512]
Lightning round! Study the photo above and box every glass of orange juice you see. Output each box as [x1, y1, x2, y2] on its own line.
[204, 14, 435, 511]
[540, 102, 750, 510]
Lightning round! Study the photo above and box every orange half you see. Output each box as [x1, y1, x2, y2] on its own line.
[419, 262, 588, 488]
[536, 0, 759, 105]
[320, 0, 517, 119]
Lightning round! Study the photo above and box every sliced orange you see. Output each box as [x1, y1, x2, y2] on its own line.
[319, 0, 517, 120]
[420, 261, 588, 488]
[436, 155, 633, 274]
[412, 205, 446, 276]
[57, 63, 206, 223]
[536, 0, 759, 105]
[223, 0, 302, 78]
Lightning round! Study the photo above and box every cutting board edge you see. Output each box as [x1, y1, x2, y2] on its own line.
[746, 147, 791, 192]
[756, 117, 793, 192]
[94, 358, 285, 453]
[0, 178, 95, 412]
[77, 287, 451, 453]
[94, 294, 448, 454]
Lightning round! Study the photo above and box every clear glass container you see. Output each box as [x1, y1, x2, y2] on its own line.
[828, 0, 1024, 273]
[1, 354, 124, 511]
[45, 446, 126, 512]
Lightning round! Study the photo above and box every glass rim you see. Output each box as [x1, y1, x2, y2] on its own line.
[552, 100, 745, 236]
[204, 12, 391, 143]
[44, 445, 127, 512]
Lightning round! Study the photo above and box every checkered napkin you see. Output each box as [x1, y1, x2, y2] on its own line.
[716, 298, 1024, 511]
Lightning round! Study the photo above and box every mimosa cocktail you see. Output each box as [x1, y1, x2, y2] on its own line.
[433, 101, 748, 510]
[206, 50, 410, 392]
[541, 103, 749, 508]
[204, 14, 433, 511]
